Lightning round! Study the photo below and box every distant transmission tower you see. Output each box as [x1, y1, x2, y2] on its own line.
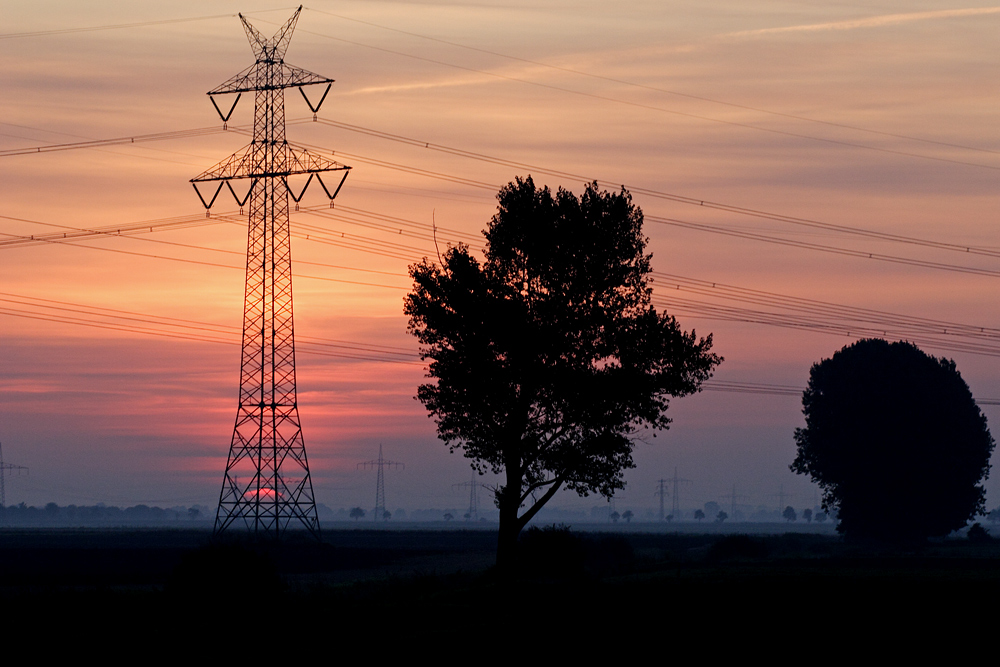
[655, 479, 668, 521]
[453, 473, 485, 521]
[669, 467, 692, 520]
[722, 483, 750, 520]
[771, 485, 794, 513]
[0, 442, 28, 512]
[193, 7, 351, 538]
[358, 445, 403, 521]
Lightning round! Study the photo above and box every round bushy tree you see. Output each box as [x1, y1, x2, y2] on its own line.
[791, 339, 994, 541]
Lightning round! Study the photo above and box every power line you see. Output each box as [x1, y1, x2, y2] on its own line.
[0, 125, 230, 156]
[8, 117, 995, 265]
[314, 118, 1000, 259]
[4, 292, 998, 402]
[8, 7, 994, 166]
[284, 20, 1000, 172]
[653, 297, 1000, 358]
[0, 210, 419, 279]
[305, 7, 1000, 158]
[0, 220, 410, 289]
[0, 8, 299, 40]
[7, 204, 1000, 357]
[0, 292, 421, 363]
[652, 272, 1000, 338]
[277, 134, 1000, 278]
[645, 214, 1000, 279]
[0, 13, 235, 40]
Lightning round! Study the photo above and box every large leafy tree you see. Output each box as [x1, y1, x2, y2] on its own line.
[791, 339, 994, 541]
[405, 177, 721, 565]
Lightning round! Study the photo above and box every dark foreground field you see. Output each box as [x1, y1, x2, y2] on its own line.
[0, 526, 995, 640]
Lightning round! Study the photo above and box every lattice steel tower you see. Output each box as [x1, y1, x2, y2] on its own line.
[192, 7, 350, 538]
[358, 445, 403, 522]
[0, 442, 28, 512]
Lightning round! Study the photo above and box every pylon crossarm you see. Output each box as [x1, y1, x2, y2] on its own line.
[287, 146, 350, 177]
[192, 145, 349, 182]
[209, 62, 333, 95]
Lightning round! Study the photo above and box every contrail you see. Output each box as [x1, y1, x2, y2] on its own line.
[725, 7, 1000, 38]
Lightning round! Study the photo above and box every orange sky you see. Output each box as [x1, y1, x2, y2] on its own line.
[2, 1, 998, 516]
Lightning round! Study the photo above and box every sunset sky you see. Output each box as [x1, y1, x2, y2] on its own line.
[2, 1, 999, 517]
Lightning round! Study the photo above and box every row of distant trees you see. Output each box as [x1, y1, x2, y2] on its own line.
[0, 502, 210, 526]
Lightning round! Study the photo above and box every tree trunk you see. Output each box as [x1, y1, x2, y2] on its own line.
[495, 467, 522, 572]
[495, 509, 521, 571]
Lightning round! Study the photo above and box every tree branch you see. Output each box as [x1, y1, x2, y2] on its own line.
[519, 425, 565, 470]
[519, 477, 559, 505]
[516, 477, 564, 532]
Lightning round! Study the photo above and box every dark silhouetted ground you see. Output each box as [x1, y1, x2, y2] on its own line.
[0, 527, 994, 642]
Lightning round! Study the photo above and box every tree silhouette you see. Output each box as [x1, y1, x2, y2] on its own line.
[622, 509, 634, 524]
[803, 508, 813, 523]
[405, 177, 720, 566]
[694, 509, 705, 523]
[349, 507, 365, 521]
[783, 506, 797, 522]
[715, 510, 728, 523]
[791, 339, 994, 541]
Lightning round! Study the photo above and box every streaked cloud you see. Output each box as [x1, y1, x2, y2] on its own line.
[724, 7, 1000, 39]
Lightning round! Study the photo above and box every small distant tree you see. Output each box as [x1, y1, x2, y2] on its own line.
[988, 508, 1000, 524]
[815, 511, 827, 523]
[666, 514, 674, 522]
[783, 506, 797, 522]
[382, 510, 392, 521]
[803, 508, 813, 523]
[694, 509, 705, 523]
[715, 511, 728, 523]
[609, 511, 621, 524]
[444, 512, 454, 522]
[350, 507, 366, 521]
[968, 522, 991, 543]
[188, 507, 200, 520]
[622, 510, 634, 524]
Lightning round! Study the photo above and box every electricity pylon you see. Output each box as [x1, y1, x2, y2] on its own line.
[721, 483, 750, 520]
[193, 6, 350, 538]
[771, 485, 794, 513]
[0, 442, 28, 512]
[666, 467, 691, 520]
[655, 479, 668, 521]
[358, 445, 403, 521]
[453, 474, 486, 521]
